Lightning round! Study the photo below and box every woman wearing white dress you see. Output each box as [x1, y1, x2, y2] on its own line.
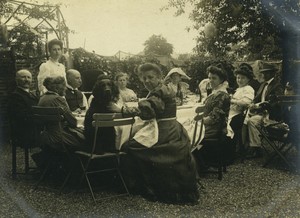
[164, 68, 191, 106]
[227, 65, 255, 149]
[37, 39, 66, 95]
[115, 72, 138, 103]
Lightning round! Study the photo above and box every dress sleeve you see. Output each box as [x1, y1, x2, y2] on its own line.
[37, 63, 50, 95]
[138, 95, 165, 120]
[52, 96, 77, 128]
[242, 86, 255, 102]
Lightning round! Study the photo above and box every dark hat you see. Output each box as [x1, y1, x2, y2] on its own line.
[234, 65, 253, 80]
[259, 62, 277, 74]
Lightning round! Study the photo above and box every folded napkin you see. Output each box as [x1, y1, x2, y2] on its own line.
[133, 118, 158, 148]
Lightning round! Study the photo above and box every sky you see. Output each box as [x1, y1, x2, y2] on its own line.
[36, 0, 198, 56]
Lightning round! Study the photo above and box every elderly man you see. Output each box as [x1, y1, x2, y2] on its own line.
[65, 69, 88, 112]
[8, 69, 39, 146]
[246, 63, 283, 158]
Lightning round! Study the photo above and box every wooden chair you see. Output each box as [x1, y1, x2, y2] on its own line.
[10, 125, 32, 179]
[75, 113, 135, 203]
[31, 106, 73, 192]
[9, 113, 37, 178]
[192, 105, 228, 180]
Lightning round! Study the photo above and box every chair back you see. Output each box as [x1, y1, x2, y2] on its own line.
[191, 105, 205, 152]
[31, 106, 65, 150]
[91, 113, 135, 154]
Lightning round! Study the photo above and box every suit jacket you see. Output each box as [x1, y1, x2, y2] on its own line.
[8, 87, 39, 145]
[254, 78, 283, 120]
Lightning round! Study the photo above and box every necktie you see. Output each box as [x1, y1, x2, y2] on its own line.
[261, 82, 268, 102]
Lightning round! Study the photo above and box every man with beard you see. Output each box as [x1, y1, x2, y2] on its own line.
[65, 69, 88, 112]
[8, 69, 39, 148]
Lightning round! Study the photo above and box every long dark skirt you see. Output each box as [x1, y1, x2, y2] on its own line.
[121, 120, 199, 204]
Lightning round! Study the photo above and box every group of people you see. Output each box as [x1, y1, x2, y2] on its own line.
[8, 38, 298, 205]
[196, 61, 298, 164]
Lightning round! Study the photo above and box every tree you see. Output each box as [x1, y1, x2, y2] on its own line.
[163, 0, 300, 61]
[143, 34, 174, 56]
[0, 0, 70, 59]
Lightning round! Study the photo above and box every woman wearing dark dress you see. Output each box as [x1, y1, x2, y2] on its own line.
[193, 65, 231, 169]
[121, 63, 199, 204]
[38, 76, 85, 152]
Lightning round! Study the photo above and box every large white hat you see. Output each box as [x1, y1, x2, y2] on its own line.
[164, 68, 191, 81]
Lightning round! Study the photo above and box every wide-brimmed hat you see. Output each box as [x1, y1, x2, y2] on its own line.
[259, 62, 278, 74]
[164, 68, 191, 81]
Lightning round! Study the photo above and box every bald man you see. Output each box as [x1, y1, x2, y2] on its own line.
[65, 69, 88, 112]
[8, 69, 39, 147]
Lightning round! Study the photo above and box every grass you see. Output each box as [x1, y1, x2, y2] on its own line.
[1, 144, 300, 217]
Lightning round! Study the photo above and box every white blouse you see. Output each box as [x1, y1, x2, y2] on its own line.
[37, 58, 66, 95]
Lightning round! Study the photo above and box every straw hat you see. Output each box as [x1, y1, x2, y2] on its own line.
[164, 68, 191, 81]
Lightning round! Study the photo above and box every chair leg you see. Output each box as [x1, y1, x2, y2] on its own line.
[59, 171, 72, 194]
[78, 159, 96, 203]
[34, 164, 50, 189]
[12, 141, 17, 179]
[24, 146, 29, 174]
[116, 167, 130, 195]
[218, 166, 222, 180]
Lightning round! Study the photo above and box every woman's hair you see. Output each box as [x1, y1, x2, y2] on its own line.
[115, 72, 128, 81]
[43, 76, 66, 92]
[206, 65, 227, 82]
[47, 39, 63, 50]
[138, 63, 162, 79]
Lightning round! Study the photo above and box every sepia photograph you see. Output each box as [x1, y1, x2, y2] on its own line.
[0, 0, 300, 216]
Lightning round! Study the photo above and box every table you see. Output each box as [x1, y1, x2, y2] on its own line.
[74, 94, 205, 150]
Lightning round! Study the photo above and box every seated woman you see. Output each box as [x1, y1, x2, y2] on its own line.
[227, 65, 255, 151]
[121, 63, 199, 204]
[115, 72, 138, 103]
[193, 65, 231, 169]
[38, 76, 86, 153]
[198, 71, 229, 103]
[164, 68, 191, 106]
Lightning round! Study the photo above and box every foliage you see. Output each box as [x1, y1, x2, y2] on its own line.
[163, 0, 300, 60]
[72, 48, 169, 97]
[143, 34, 174, 56]
[0, 0, 68, 59]
[9, 24, 45, 59]
[184, 58, 235, 93]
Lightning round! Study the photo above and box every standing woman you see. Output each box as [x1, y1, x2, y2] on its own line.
[37, 39, 66, 95]
[122, 63, 199, 204]
[115, 72, 138, 103]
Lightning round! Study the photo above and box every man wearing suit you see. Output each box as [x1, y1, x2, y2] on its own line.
[65, 69, 88, 112]
[8, 69, 39, 147]
[246, 63, 283, 157]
